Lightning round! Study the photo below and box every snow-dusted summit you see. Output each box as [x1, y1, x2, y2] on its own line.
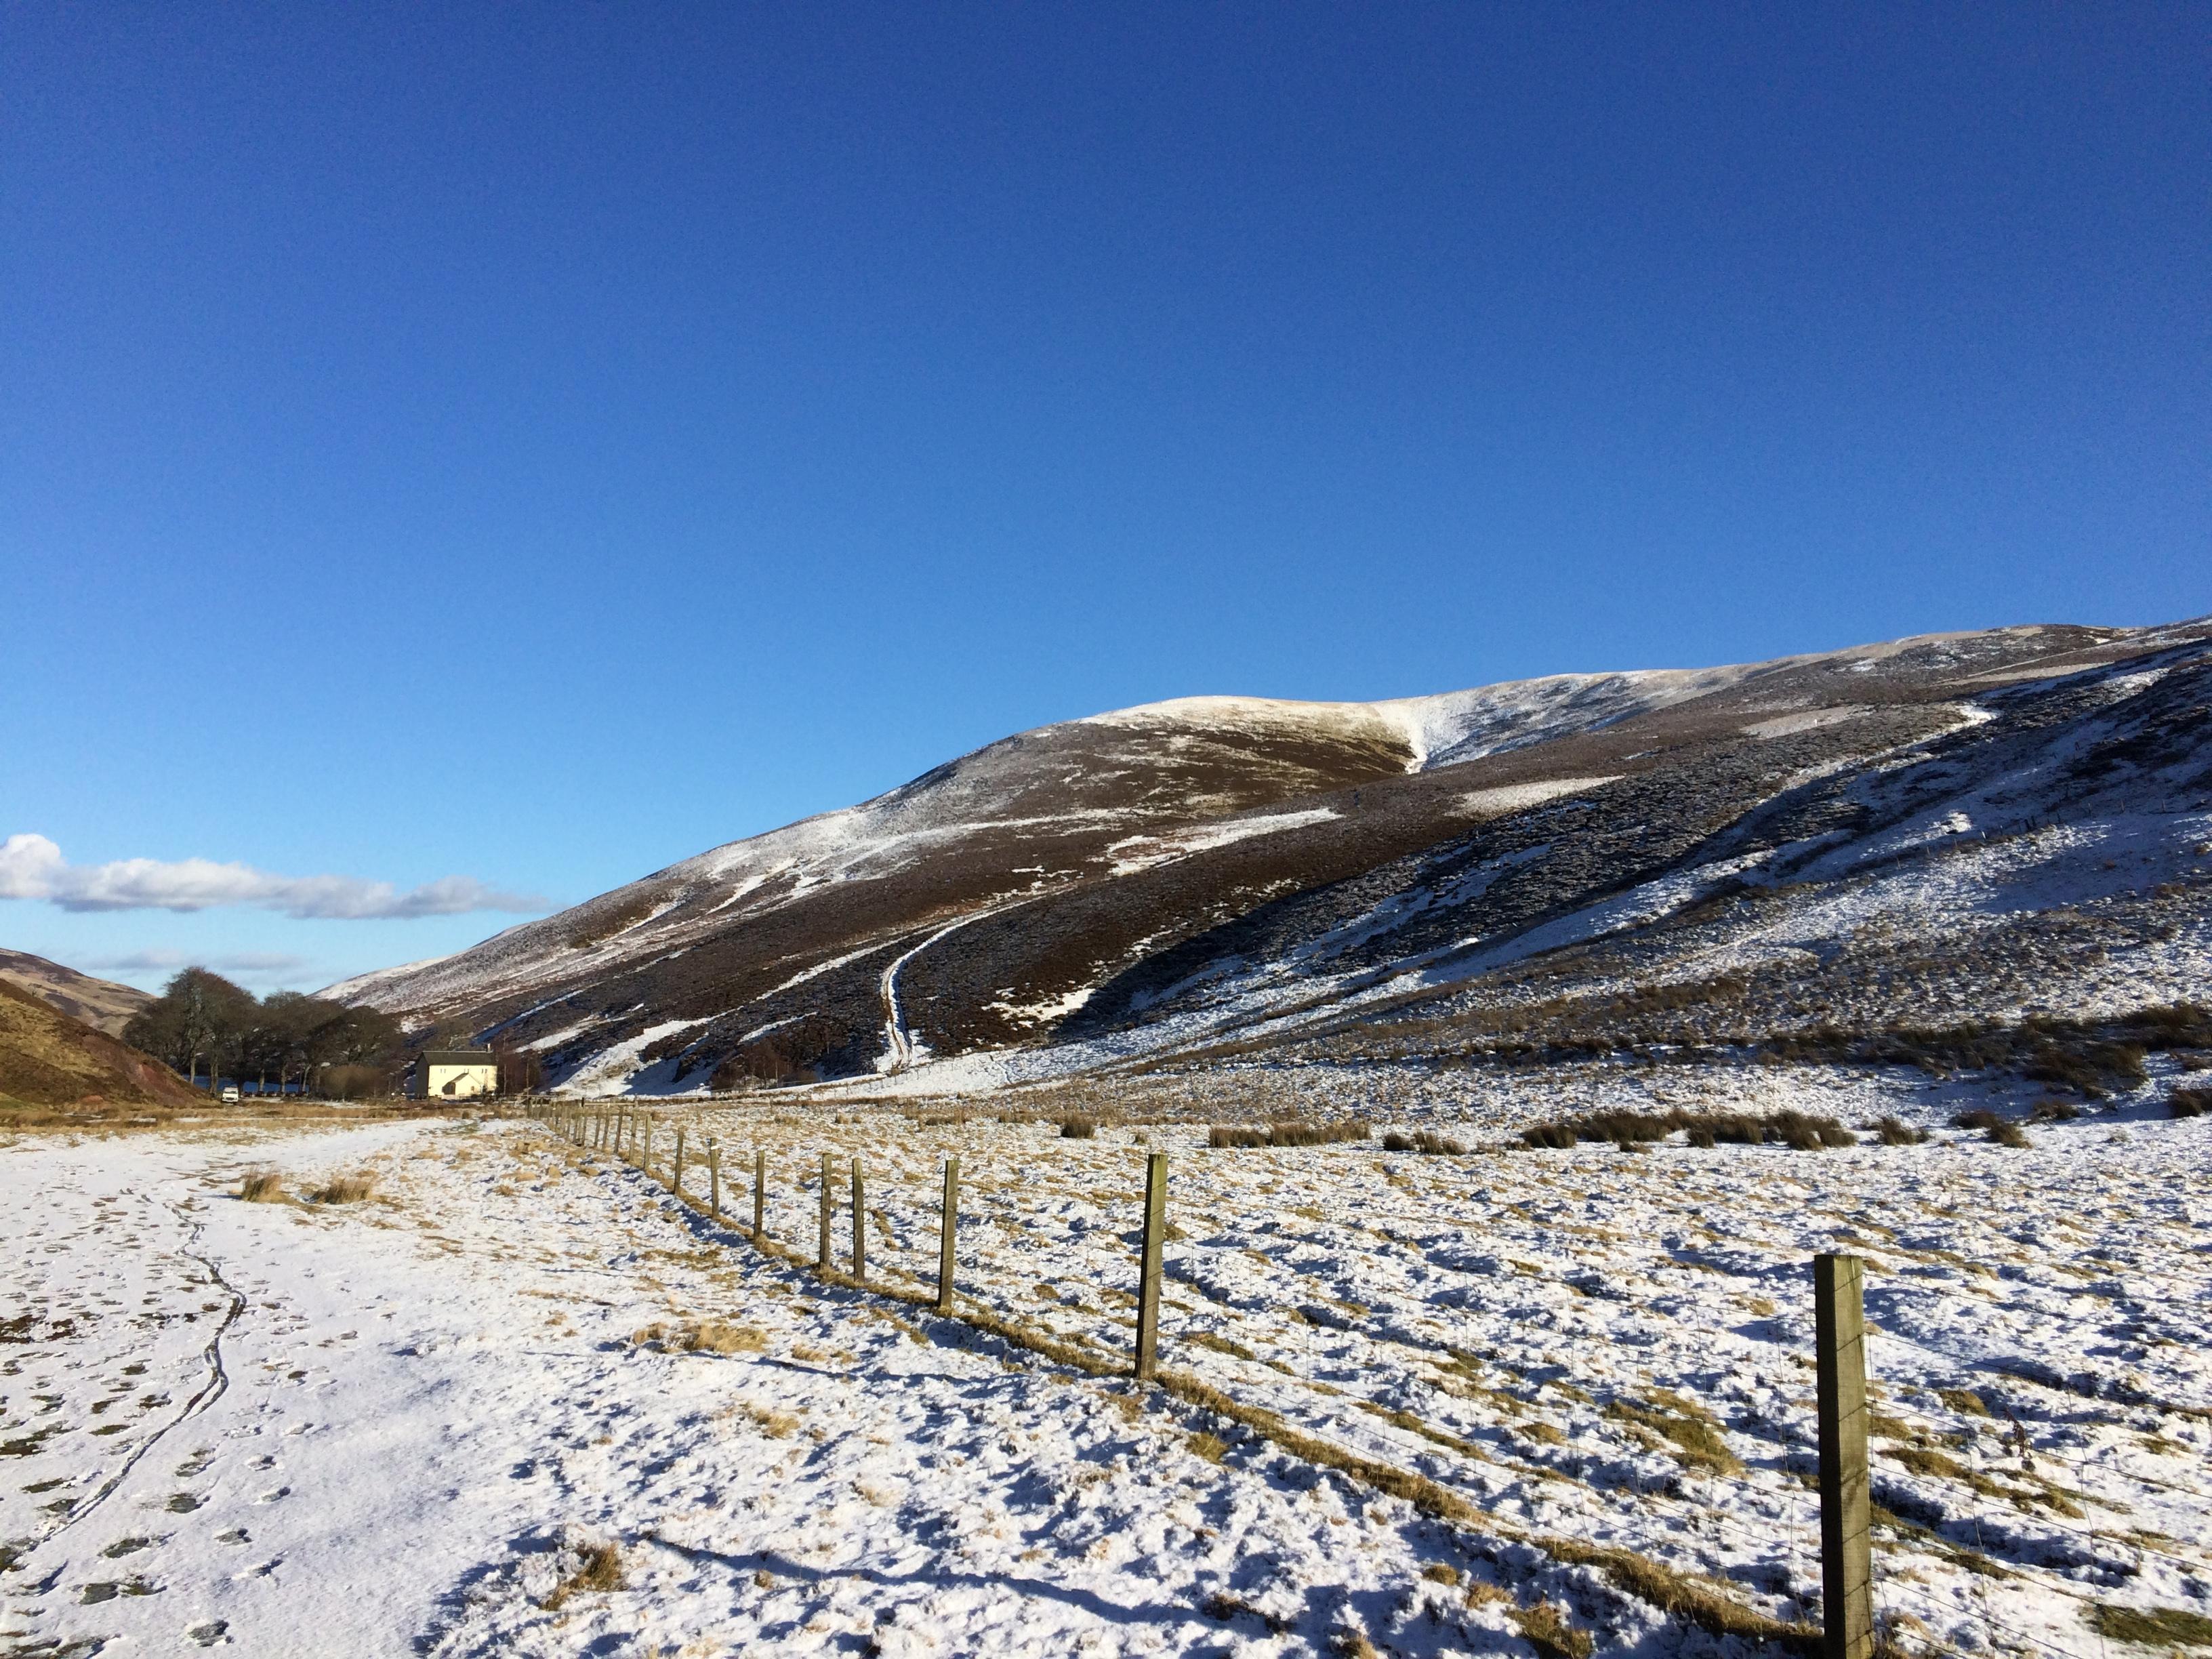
[333, 618, 2212, 1096]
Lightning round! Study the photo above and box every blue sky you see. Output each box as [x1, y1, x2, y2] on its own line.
[4, 5, 2206, 996]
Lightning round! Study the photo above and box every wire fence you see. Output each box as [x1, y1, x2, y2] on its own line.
[529, 1101, 2211, 1659]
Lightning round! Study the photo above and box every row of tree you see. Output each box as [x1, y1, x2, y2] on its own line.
[123, 968, 405, 1099]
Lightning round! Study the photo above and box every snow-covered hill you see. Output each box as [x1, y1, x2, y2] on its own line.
[333, 617, 2212, 1096]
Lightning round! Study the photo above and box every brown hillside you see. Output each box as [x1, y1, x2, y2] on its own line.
[0, 979, 200, 1111]
[0, 947, 153, 1038]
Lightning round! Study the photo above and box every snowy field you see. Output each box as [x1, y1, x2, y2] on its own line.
[4, 1087, 2209, 1658]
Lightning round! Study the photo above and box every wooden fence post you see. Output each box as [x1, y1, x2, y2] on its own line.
[642, 1113, 654, 1180]
[937, 1155, 960, 1314]
[1134, 1151, 1168, 1381]
[753, 1149, 765, 1240]
[1816, 1253, 1874, 1659]
[673, 1126, 686, 1197]
[850, 1158, 867, 1283]
[708, 1139, 720, 1218]
[817, 1152, 833, 1272]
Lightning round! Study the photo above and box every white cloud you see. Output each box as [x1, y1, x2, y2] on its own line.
[0, 834, 548, 920]
[80, 949, 314, 975]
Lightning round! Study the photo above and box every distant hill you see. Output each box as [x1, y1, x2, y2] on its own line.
[0, 978, 201, 1111]
[332, 615, 2212, 1096]
[0, 948, 153, 1038]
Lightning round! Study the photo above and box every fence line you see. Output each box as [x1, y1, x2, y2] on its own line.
[524, 1103, 2203, 1656]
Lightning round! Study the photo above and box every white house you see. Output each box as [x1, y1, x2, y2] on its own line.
[417, 1048, 499, 1099]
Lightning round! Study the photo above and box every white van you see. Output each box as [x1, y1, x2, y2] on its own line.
[220, 1086, 241, 1103]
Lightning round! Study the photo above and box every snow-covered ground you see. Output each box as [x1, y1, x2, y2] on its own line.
[5, 1092, 2208, 1657]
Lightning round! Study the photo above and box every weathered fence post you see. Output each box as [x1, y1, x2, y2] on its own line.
[708, 1139, 720, 1220]
[1134, 1151, 1168, 1381]
[817, 1152, 833, 1272]
[642, 1113, 654, 1181]
[753, 1149, 766, 1240]
[851, 1158, 866, 1284]
[1815, 1253, 1874, 1659]
[673, 1126, 686, 1197]
[937, 1155, 960, 1314]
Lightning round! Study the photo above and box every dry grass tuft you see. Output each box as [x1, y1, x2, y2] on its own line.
[740, 1402, 800, 1438]
[2170, 1086, 2210, 1120]
[1059, 1115, 1098, 1139]
[1420, 1563, 1460, 1586]
[1871, 1116, 1928, 1146]
[632, 1318, 767, 1355]
[1522, 1106, 1850, 1151]
[1380, 1130, 1467, 1155]
[1607, 1394, 1742, 1476]
[1936, 1388, 1990, 1418]
[311, 1172, 376, 1204]
[1187, 1431, 1228, 1464]
[1208, 1118, 1369, 1149]
[2089, 1604, 2212, 1649]
[1509, 1600, 1594, 1659]
[239, 1169, 285, 1203]
[541, 1538, 624, 1609]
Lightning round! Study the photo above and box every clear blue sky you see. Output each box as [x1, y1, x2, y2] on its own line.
[4, 4, 2206, 996]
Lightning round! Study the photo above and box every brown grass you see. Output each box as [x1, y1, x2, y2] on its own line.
[740, 1403, 800, 1438]
[1521, 1106, 1851, 1151]
[541, 1539, 624, 1609]
[1382, 1130, 1467, 1155]
[2170, 1086, 2210, 1120]
[631, 1319, 766, 1355]
[1606, 1393, 1743, 1476]
[1510, 1601, 1594, 1659]
[1208, 1118, 1369, 1149]
[311, 1172, 376, 1204]
[239, 1169, 285, 1204]
[2089, 1604, 2212, 1648]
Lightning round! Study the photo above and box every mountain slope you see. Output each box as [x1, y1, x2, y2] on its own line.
[0, 948, 152, 1038]
[0, 978, 199, 1111]
[334, 617, 2212, 1095]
